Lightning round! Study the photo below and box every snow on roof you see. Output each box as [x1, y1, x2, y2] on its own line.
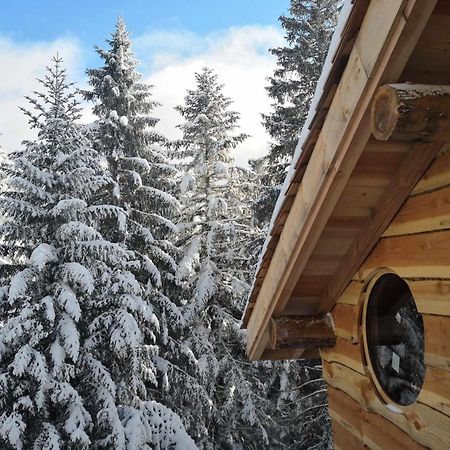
[243, 0, 357, 325]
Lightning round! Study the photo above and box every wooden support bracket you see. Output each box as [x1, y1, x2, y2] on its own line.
[269, 313, 336, 350]
[371, 83, 450, 142]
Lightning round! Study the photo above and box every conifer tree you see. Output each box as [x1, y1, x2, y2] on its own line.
[84, 17, 180, 286]
[170, 68, 281, 449]
[0, 57, 195, 449]
[255, 0, 339, 227]
[247, 1, 339, 447]
[84, 19, 188, 410]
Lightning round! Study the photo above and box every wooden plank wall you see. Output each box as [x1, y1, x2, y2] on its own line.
[321, 149, 450, 449]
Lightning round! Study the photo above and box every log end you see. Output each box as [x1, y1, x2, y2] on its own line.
[371, 85, 399, 141]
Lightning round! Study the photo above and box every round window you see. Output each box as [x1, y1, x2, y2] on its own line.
[364, 272, 426, 406]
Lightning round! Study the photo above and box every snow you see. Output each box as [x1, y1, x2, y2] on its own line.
[11, 345, 33, 378]
[390, 83, 450, 100]
[6, 176, 52, 202]
[41, 296, 56, 322]
[114, 271, 142, 295]
[30, 243, 58, 270]
[140, 186, 181, 210]
[16, 156, 54, 187]
[123, 157, 151, 172]
[144, 401, 198, 450]
[118, 209, 127, 232]
[59, 313, 80, 361]
[61, 262, 95, 294]
[214, 161, 228, 176]
[8, 268, 33, 303]
[37, 423, 61, 449]
[58, 285, 81, 321]
[57, 221, 102, 241]
[142, 255, 162, 288]
[176, 235, 201, 281]
[50, 339, 65, 373]
[130, 170, 143, 188]
[110, 309, 142, 357]
[51, 198, 87, 216]
[207, 196, 227, 218]
[247, 0, 355, 307]
[0, 412, 25, 450]
[180, 173, 195, 194]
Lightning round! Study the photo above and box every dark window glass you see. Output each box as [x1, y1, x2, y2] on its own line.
[366, 273, 425, 406]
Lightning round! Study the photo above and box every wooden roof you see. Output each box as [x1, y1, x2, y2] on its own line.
[243, 0, 369, 327]
[244, 0, 448, 360]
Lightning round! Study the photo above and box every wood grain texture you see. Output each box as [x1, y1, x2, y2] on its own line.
[356, 230, 450, 280]
[418, 365, 450, 417]
[270, 314, 336, 350]
[331, 418, 364, 450]
[330, 299, 450, 371]
[324, 362, 450, 449]
[423, 315, 450, 371]
[320, 141, 444, 311]
[332, 303, 360, 342]
[320, 337, 365, 375]
[337, 281, 364, 305]
[371, 84, 450, 142]
[412, 147, 450, 195]
[384, 184, 450, 236]
[329, 387, 427, 450]
[409, 280, 450, 316]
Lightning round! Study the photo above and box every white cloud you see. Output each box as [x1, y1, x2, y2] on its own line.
[138, 25, 283, 167]
[0, 25, 283, 168]
[0, 37, 82, 151]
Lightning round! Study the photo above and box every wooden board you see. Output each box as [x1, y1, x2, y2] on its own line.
[418, 365, 450, 417]
[412, 147, 450, 195]
[328, 383, 364, 439]
[409, 280, 450, 317]
[423, 315, 450, 371]
[332, 278, 450, 317]
[401, 13, 450, 84]
[330, 299, 450, 370]
[329, 387, 427, 450]
[332, 303, 360, 343]
[384, 184, 450, 237]
[320, 337, 365, 375]
[356, 230, 450, 280]
[326, 358, 450, 422]
[331, 419, 365, 450]
[337, 281, 364, 306]
[320, 141, 444, 312]
[324, 361, 450, 449]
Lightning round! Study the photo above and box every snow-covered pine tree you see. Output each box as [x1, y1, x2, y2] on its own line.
[83, 18, 189, 412]
[254, 0, 339, 227]
[0, 146, 16, 283]
[229, 164, 332, 449]
[84, 17, 179, 274]
[0, 56, 195, 449]
[170, 67, 279, 448]
[247, 1, 340, 447]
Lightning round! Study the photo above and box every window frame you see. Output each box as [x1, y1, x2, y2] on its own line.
[360, 268, 426, 410]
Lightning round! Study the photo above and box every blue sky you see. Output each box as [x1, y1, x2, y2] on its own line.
[1, 1, 289, 63]
[0, 0, 290, 166]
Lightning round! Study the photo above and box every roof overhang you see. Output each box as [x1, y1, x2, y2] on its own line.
[243, 0, 446, 361]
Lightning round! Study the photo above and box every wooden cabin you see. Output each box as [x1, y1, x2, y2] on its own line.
[242, 1, 450, 448]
